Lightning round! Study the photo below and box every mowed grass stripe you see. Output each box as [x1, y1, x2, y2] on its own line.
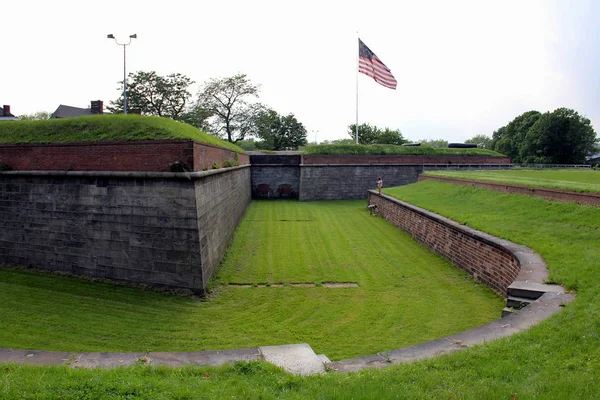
[0, 200, 502, 360]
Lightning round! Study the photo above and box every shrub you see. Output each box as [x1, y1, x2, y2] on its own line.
[212, 162, 221, 169]
[168, 161, 189, 172]
[0, 163, 12, 171]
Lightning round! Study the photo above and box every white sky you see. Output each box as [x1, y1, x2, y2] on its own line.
[4, 0, 599, 143]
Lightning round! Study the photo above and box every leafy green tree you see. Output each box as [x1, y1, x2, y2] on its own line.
[418, 139, 448, 148]
[196, 74, 263, 143]
[18, 111, 51, 120]
[347, 123, 407, 145]
[465, 134, 492, 148]
[519, 108, 597, 164]
[490, 111, 541, 162]
[178, 107, 212, 131]
[108, 71, 194, 119]
[254, 109, 307, 150]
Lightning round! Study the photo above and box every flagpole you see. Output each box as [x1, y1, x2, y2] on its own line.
[356, 35, 359, 144]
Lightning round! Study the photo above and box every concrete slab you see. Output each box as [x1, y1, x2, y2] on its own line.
[259, 343, 326, 375]
[69, 352, 147, 369]
[0, 349, 72, 365]
[147, 348, 261, 367]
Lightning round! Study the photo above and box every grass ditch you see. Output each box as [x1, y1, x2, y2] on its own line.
[1, 183, 599, 398]
[423, 168, 600, 193]
[0, 200, 501, 362]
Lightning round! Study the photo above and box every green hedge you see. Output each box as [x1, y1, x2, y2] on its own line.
[0, 114, 244, 153]
[303, 144, 504, 156]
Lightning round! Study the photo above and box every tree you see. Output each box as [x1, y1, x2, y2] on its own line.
[18, 111, 51, 120]
[347, 123, 407, 145]
[418, 139, 448, 148]
[465, 134, 492, 148]
[196, 74, 262, 143]
[107, 71, 194, 119]
[519, 108, 597, 164]
[490, 111, 541, 162]
[178, 107, 212, 131]
[254, 109, 307, 150]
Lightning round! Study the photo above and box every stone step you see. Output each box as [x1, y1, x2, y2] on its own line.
[507, 281, 564, 300]
[506, 295, 534, 309]
[502, 307, 514, 317]
[259, 343, 327, 376]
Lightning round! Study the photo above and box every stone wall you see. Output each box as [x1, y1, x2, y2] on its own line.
[368, 191, 521, 295]
[300, 165, 421, 201]
[0, 140, 248, 172]
[0, 167, 251, 294]
[251, 166, 300, 199]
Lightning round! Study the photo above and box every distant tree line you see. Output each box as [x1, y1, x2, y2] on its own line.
[106, 71, 598, 160]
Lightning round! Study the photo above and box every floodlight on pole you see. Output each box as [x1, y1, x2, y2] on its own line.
[107, 33, 137, 114]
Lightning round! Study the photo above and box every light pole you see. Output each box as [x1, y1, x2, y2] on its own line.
[312, 130, 319, 144]
[107, 33, 137, 114]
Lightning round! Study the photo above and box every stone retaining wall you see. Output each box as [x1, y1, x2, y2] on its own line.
[368, 191, 521, 294]
[419, 175, 600, 206]
[0, 167, 251, 294]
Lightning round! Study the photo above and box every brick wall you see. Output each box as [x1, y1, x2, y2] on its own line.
[193, 142, 249, 171]
[0, 167, 251, 294]
[0, 140, 248, 172]
[419, 175, 600, 206]
[302, 154, 510, 165]
[368, 192, 521, 295]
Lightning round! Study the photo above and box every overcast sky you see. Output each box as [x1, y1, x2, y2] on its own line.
[4, 0, 599, 143]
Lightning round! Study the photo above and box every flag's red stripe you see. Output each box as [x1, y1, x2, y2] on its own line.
[358, 53, 397, 89]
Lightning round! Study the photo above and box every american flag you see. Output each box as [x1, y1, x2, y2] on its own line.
[358, 39, 397, 90]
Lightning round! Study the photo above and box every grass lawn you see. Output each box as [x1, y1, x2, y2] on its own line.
[0, 200, 501, 362]
[2, 183, 599, 399]
[423, 168, 600, 193]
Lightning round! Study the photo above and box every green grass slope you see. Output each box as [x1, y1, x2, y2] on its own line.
[303, 143, 504, 156]
[0, 114, 244, 153]
[2, 186, 599, 399]
[424, 168, 600, 193]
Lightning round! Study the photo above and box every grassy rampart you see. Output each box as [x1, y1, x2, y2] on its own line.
[0, 114, 244, 153]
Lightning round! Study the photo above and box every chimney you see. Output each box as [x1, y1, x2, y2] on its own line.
[2, 105, 10, 116]
[90, 100, 104, 114]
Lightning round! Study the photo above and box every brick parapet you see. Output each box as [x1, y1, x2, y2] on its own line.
[419, 175, 600, 206]
[0, 140, 248, 172]
[368, 191, 547, 295]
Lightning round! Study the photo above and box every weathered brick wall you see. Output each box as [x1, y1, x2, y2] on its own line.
[193, 142, 249, 171]
[299, 165, 421, 201]
[0, 141, 248, 172]
[369, 192, 520, 295]
[419, 175, 600, 206]
[0, 167, 251, 294]
[302, 154, 510, 165]
[251, 166, 300, 198]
